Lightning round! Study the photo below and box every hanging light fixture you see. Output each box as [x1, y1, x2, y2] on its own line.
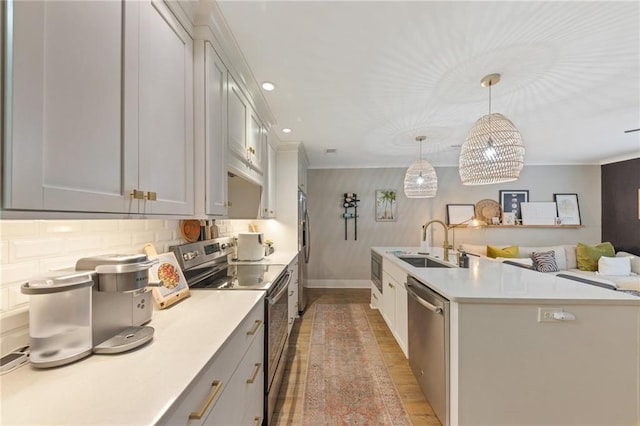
[404, 136, 437, 198]
[459, 73, 525, 185]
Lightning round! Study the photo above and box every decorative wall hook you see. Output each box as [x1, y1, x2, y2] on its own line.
[342, 193, 359, 240]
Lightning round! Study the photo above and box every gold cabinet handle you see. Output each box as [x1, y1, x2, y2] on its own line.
[144, 191, 157, 201]
[388, 282, 395, 289]
[288, 317, 294, 325]
[289, 290, 294, 296]
[254, 417, 262, 426]
[130, 189, 144, 200]
[188, 380, 223, 420]
[246, 320, 262, 336]
[372, 292, 379, 300]
[246, 363, 262, 384]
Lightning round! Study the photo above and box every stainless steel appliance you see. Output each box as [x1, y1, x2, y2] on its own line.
[171, 237, 291, 426]
[371, 250, 382, 293]
[298, 190, 310, 313]
[21, 272, 94, 368]
[75, 254, 156, 354]
[406, 276, 450, 426]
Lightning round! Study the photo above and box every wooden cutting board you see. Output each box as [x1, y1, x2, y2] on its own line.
[144, 244, 190, 309]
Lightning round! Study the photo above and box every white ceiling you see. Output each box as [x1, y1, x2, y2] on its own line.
[216, 1, 640, 169]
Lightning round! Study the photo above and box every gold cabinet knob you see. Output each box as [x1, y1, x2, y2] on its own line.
[144, 191, 157, 201]
[130, 189, 144, 200]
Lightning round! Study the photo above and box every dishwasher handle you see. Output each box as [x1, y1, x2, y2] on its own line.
[406, 282, 443, 315]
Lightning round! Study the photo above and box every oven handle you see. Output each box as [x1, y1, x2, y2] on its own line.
[267, 271, 292, 305]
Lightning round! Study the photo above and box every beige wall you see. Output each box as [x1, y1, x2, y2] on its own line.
[307, 165, 601, 285]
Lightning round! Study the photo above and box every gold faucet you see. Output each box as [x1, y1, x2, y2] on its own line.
[421, 219, 450, 262]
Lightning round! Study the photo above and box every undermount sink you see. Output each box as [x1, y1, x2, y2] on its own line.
[396, 255, 452, 268]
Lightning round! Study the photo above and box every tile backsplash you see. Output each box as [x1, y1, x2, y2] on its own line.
[1, 220, 178, 315]
[0, 218, 270, 354]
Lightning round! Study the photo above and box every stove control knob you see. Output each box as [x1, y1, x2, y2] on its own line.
[183, 251, 199, 261]
[220, 244, 226, 249]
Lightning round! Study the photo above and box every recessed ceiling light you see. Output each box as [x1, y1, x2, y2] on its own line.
[282, 128, 292, 133]
[261, 81, 276, 91]
[325, 149, 337, 154]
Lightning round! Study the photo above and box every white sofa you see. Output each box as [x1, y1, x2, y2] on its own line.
[460, 243, 640, 293]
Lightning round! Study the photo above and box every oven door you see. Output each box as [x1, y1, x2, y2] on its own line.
[265, 269, 292, 423]
[266, 270, 291, 386]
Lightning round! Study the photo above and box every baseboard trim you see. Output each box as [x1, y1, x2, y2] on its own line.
[307, 279, 371, 289]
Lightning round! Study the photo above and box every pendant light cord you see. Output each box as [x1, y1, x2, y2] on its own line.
[488, 81, 492, 115]
[487, 80, 493, 146]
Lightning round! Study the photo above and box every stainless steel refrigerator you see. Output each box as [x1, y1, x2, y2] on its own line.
[298, 190, 309, 313]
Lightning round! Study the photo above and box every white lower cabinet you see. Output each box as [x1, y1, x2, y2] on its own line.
[205, 331, 264, 425]
[382, 271, 397, 330]
[158, 300, 264, 425]
[395, 279, 408, 357]
[288, 255, 300, 334]
[370, 282, 382, 310]
[382, 260, 408, 357]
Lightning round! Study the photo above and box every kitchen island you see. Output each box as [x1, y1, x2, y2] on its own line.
[0, 290, 264, 425]
[374, 246, 640, 426]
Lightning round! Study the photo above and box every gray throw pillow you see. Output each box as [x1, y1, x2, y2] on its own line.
[531, 250, 559, 273]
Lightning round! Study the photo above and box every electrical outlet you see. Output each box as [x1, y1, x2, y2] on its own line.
[538, 307, 562, 322]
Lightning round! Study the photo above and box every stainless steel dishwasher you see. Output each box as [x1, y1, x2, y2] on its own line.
[406, 275, 450, 426]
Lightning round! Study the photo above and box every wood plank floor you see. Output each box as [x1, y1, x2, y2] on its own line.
[272, 288, 441, 425]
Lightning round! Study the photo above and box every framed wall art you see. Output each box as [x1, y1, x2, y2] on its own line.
[520, 202, 557, 225]
[554, 193, 581, 225]
[503, 212, 516, 225]
[446, 204, 476, 226]
[499, 190, 529, 221]
[375, 190, 397, 222]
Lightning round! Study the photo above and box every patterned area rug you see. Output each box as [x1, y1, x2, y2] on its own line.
[302, 304, 412, 425]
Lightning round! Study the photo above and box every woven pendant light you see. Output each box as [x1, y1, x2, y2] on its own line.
[459, 74, 524, 185]
[404, 136, 437, 198]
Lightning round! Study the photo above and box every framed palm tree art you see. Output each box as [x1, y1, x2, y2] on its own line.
[375, 190, 397, 222]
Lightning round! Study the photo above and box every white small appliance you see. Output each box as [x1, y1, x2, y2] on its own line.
[237, 232, 264, 261]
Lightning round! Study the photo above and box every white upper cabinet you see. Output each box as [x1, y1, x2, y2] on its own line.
[3, 0, 193, 215]
[204, 42, 228, 217]
[137, 0, 194, 215]
[227, 73, 263, 185]
[227, 75, 248, 163]
[247, 109, 264, 174]
[263, 140, 277, 218]
[4, 0, 134, 212]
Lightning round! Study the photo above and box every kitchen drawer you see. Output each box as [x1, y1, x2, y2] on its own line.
[205, 324, 264, 425]
[158, 299, 264, 425]
[384, 258, 407, 286]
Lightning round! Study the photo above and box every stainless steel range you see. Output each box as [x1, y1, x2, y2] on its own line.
[170, 237, 291, 426]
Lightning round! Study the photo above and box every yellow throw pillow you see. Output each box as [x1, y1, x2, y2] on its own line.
[487, 245, 519, 259]
[576, 242, 615, 271]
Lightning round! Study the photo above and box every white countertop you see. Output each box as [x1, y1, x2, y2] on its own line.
[374, 246, 640, 304]
[0, 291, 264, 425]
